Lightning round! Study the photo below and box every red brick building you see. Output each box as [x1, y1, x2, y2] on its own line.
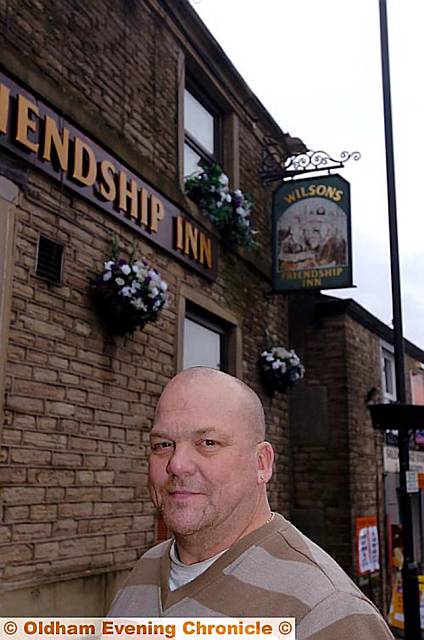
[0, 0, 305, 614]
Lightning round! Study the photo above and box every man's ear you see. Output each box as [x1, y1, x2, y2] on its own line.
[256, 441, 274, 484]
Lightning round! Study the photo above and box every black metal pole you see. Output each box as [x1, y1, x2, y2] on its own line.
[378, 1, 421, 637]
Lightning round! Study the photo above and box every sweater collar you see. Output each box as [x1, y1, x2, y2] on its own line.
[160, 513, 289, 611]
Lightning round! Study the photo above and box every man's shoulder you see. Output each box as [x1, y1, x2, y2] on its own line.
[139, 538, 172, 560]
[229, 515, 365, 604]
[229, 517, 393, 637]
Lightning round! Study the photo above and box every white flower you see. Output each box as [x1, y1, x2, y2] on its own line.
[104, 260, 114, 271]
[261, 350, 270, 357]
[265, 354, 274, 362]
[148, 269, 160, 281]
[131, 281, 141, 292]
[280, 362, 287, 373]
[136, 268, 148, 281]
[274, 347, 291, 360]
[115, 277, 125, 286]
[119, 286, 132, 297]
[103, 271, 112, 282]
[216, 201, 222, 208]
[272, 360, 282, 370]
[236, 207, 246, 216]
[219, 173, 229, 186]
[234, 189, 242, 197]
[225, 194, 232, 203]
[160, 281, 168, 292]
[290, 356, 300, 366]
[132, 264, 139, 274]
[131, 298, 146, 311]
[149, 287, 159, 297]
[121, 264, 131, 275]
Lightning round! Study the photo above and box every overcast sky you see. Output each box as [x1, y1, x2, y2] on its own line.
[190, 0, 424, 350]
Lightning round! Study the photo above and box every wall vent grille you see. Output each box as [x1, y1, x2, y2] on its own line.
[36, 236, 64, 284]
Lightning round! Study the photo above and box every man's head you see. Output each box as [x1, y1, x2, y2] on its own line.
[148, 367, 274, 548]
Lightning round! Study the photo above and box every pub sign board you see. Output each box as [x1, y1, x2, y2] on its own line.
[272, 174, 352, 292]
[0, 69, 217, 280]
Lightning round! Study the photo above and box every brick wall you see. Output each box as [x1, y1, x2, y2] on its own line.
[289, 298, 352, 571]
[0, 0, 291, 608]
[288, 294, 424, 612]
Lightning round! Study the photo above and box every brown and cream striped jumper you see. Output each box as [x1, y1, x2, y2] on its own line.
[109, 514, 394, 639]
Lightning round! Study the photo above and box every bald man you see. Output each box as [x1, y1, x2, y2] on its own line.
[109, 368, 394, 640]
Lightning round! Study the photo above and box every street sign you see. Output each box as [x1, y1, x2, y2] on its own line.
[406, 470, 419, 494]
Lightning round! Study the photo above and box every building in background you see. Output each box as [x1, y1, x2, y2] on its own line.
[288, 292, 424, 612]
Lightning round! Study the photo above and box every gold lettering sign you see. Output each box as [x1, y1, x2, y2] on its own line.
[0, 83, 10, 134]
[175, 216, 212, 268]
[139, 188, 149, 227]
[15, 94, 39, 152]
[0, 70, 216, 280]
[119, 171, 138, 220]
[42, 115, 70, 171]
[150, 196, 164, 233]
[184, 222, 198, 260]
[72, 137, 97, 186]
[199, 234, 212, 269]
[98, 160, 117, 202]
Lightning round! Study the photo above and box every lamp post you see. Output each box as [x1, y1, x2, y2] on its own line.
[378, 1, 421, 636]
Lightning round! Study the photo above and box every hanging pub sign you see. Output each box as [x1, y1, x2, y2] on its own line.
[0, 70, 217, 280]
[272, 174, 352, 292]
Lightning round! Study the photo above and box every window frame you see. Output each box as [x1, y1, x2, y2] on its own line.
[178, 53, 240, 189]
[184, 301, 229, 372]
[381, 341, 396, 403]
[183, 80, 222, 177]
[176, 283, 241, 377]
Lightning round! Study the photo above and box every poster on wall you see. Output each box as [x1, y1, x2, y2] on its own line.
[355, 516, 380, 576]
[272, 174, 353, 292]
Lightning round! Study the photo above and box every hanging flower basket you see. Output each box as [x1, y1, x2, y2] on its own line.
[90, 247, 168, 337]
[259, 346, 305, 393]
[185, 163, 257, 250]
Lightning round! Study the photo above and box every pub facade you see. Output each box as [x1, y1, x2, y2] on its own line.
[0, 0, 305, 614]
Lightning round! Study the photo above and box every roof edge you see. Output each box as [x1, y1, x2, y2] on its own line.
[317, 295, 424, 363]
[159, 0, 307, 155]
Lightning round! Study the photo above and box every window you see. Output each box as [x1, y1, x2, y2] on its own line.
[176, 284, 241, 376]
[183, 85, 220, 178]
[412, 370, 424, 406]
[183, 303, 228, 371]
[381, 343, 396, 403]
[381, 342, 397, 446]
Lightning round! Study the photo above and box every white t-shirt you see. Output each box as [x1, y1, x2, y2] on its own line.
[169, 540, 227, 591]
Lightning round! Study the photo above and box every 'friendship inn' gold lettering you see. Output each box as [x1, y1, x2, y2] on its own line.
[0, 77, 215, 275]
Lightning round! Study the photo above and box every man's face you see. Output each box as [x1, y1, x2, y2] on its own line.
[148, 379, 261, 537]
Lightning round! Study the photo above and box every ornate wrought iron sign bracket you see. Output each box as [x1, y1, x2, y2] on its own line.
[260, 136, 361, 185]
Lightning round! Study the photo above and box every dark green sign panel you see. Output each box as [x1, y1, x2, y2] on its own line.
[272, 174, 353, 292]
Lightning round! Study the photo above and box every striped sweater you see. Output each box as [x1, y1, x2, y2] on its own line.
[109, 514, 394, 639]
